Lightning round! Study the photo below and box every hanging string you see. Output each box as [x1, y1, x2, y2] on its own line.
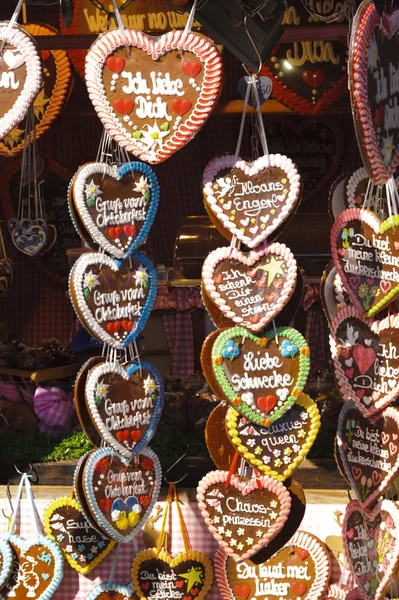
[234, 78, 252, 161]
[172, 484, 191, 554]
[111, 0, 130, 55]
[252, 77, 269, 157]
[0, 0, 25, 55]
[178, 0, 198, 52]
[272, 319, 279, 346]
[8, 473, 27, 535]
[25, 475, 43, 536]
[155, 483, 174, 557]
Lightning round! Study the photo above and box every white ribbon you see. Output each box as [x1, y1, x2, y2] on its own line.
[8, 473, 26, 535]
[179, 0, 198, 51]
[25, 475, 43, 536]
[111, 0, 130, 55]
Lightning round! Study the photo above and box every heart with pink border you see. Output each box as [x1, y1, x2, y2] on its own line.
[343, 499, 399, 600]
[202, 243, 297, 332]
[330, 306, 399, 417]
[196, 470, 291, 562]
[85, 29, 222, 164]
[331, 207, 399, 317]
[349, 1, 399, 184]
[337, 401, 399, 508]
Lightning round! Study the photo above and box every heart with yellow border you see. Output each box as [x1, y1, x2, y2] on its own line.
[225, 394, 320, 482]
[43, 495, 116, 575]
[131, 548, 213, 600]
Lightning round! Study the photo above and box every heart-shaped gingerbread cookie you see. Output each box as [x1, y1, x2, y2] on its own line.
[0, 538, 12, 590]
[214, 530, 330, 600]
[349, 1, 399, 183]
[87, 582, 138, 600]
[343, 499, 399, 600]
[202, 153, 301, 248]
[85, 359, 164, 458]
[131, 548, 213, 600]
[0, 23, 42, 141]
[211, 326, 310, 426]
[337, 402, 399, 508]
[202, 243, 297, 332]
[72, 161, 159, 259]
[43, 495, 116, 574]
[331, 208, 399, 316]
[225, 394, 320, 481]
[70, 251, 157, 349]
[0, 533, 63, 600]
[197, 470, 291, 562]
[85, 29, 222, 164]
[330, 306, 399, 416]
[80, 446, 161, 542]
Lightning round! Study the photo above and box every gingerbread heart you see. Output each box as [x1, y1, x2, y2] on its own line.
[43, 495, 116, 575]
[214, 530, 330, 600]
[131, 548, 213, 600]
[343, 499, 399, 600]
[225, 394, 320, 481]
[202, 244, 297, 332]
[0, 533, 63, 600]
[202, 154, 301, 248]
[331, 208, 399, 317]
[197, 470, 291, 562]
[0, 23, 71, 157]
[0, 24, 42, 141]
[85, 29, 222, 164]
[87, 582, 138, 600]
[80, 446, 161, 542]
[8, 218, 47, 256]
[321, 261, 349, 325]
[85, 359, 164, 458]
[70, 251, 157, 349]
[72, 161, 159, 259]
[337, 402, 399, 508]
[0, 538, 12, 590]
[349, 2, 399, 183]
[211, 326, 310, 426]
[330, 306, 399, 416]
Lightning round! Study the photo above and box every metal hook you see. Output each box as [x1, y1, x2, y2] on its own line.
[164, 444, 189, 485]
[242, 13, 263, 77]
[14, 462, 38, 484]
[1, 486, 14, 519]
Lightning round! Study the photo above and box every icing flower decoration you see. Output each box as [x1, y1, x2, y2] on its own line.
[134, 175, 151, 199]
[140, 122, 170, 151]
[134, 265, 149, 288]
[341, 227, 354, 249]
[276, 388, 289, 401]
[83, 270, 100, 294]
[280, 339, 299, 358]
[143, 375, 158, 396]
[221, 339, 240, 361]
[85, 179, 102, 207]
[95, 380, 109, 403]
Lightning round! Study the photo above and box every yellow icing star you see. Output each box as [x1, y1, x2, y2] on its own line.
[179, 567, 204, 590]
[282, 178, 287, 184]
[257, 256, 286, 286]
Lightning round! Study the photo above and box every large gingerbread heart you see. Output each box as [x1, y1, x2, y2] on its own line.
[331, 208, 399, 317]
[131, 548, 213, 600]
[87, 582, 138, 600]
[0, 538, 12, 590]
[349, 1, 399, 183]
[202, 244, 297, 332]
[0, 24, 42, 141]
[73, 161, 159, 259]
[211, 326, 310, 426]
[43, 495, 115, 575]
[197, 470, 291, 562]
[0, 534, 63, 600]
[337, 401, 399, 508]
[330, 306, 399, 416]
[81, 446, 161, 542]
[85, 29, 222, 164]
[225, 394, 320, 481]
[202, 153, 301, 248]
[70, 251, 157, 349]
[343, 499, 399, 600]
[214, 530, 330, 600]
[0, 23, 71, 157]
[85, 359, 164, 458]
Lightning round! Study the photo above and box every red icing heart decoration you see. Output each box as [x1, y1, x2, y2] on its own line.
[337, 402, 399, 508]
[197, 470, 291, 561]
[349, 2, 399, 183]
[330, 306, 399, 417]
[214, 530, 331, 600]
[343, 499, 399, 600]
[331, 208, 399, 317]
[303, 70, 325, 89]
[85, 29, 222, 164]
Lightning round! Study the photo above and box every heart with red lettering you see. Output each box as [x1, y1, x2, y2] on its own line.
[85, 29, 222, 164]
[349, 2, 399, 183]
[197, 470, 291, 561]
[337, 402, 399, 508]
[202, 153, 301, 248]
[202, 243, 297, 332]
[214, 530, 330, 600]
[331, 208, 399, 317]
[343, 499, 399, 600]
[330, 306, 399, 416]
